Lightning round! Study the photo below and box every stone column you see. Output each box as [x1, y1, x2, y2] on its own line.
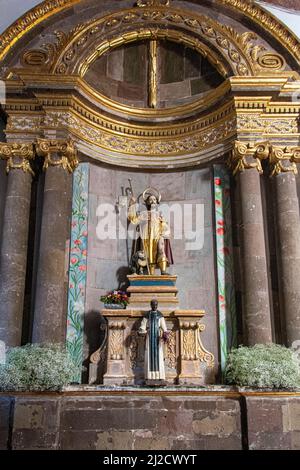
[0, 143, 35, 346]
[32, 139, 78, 344]
[229, 141, 272, 345]
[269, 146, 300, 346]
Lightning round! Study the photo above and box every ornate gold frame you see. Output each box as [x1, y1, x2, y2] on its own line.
[0, 0, 300, 66]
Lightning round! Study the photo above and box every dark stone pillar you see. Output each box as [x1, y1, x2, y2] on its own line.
[0, 143, 34, 346]
[230, 142, 272, 345]
[270, 147, 300, 346]
[32, 139, 78, 344]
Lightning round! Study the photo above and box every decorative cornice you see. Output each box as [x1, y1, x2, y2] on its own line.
[137, 0, 170, 6]
[0, 0, 298, 70]
[0, 142, 35, 175]
[0, 0, 82, 63]
[269, 145, 300, 176]
[237, 113, 299, 136]
[40, 111, 237, 157]
[219, 0, 300, 64]
[35, 138, 78, 173]
[25, 7, 285, 78]
[229, 140, 270, 174]
[5, 96, 235, 140]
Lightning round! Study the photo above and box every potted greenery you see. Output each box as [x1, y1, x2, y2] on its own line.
[0, 343, 78, 391]
[225, 344, 300, 389]
[100, 290, 129, 309]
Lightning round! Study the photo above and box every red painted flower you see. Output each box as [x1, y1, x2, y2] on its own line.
[215, 199, 221, 206]
[79, 265, 87, 271]
[215, 178, 221, 186]
[217, 220, 224, 226]
[69, 283, 74, 289]
[219, 294, 224, 302]
[71, 257, 77, 264]
[82, 231, 88, 237]
[217, 227, 225, 235]
[74, 239, 82, 245]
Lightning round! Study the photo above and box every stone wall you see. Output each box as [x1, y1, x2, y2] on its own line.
[1, 392, 300, 450]
[85, 163, 218, 380]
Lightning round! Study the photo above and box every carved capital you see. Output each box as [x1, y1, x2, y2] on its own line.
[35, 138, 78, 173]
[0, 142, 35, 176]
[229, 140, 270, 175]
[269, 146, 300, 177]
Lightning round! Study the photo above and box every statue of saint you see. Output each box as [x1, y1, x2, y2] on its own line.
[138, 299, 169, 385]
[128, 187, 173, 275]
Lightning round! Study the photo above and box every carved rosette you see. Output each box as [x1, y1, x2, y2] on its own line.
[269, 146, 300, 177]
[35, 138, 78, 173]
[108, 321, 126, 360]
[229, 140, 270, 175]
[0, 142, 35, 176]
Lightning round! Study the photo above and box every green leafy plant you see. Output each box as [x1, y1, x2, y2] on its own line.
[0, 343, 78, 392]
[225, 344, 300, 389]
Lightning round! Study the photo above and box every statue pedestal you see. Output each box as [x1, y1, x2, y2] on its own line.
[91, 308, 214, 386]
[127, 274, 179, 309]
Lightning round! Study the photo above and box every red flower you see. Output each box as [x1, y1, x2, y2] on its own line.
[219, 294, 225, 302]
[217, 228, 225, 235]
[217, 220, 224, 226]
[215, 178, 221, 186]
[69, 283, 74, 289]
[215, 199, 221, 206]
[79, 265, 87, 271]
[74, 239, 82, 245]
[71, 257, 77, 264]
[82, 231, 88, 237]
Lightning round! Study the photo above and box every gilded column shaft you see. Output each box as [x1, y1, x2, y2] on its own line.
[270, 146, 300, 346]
[229, 142, 272, 345]
[0, 143, 34, 346]
[32, 139, 78, 344]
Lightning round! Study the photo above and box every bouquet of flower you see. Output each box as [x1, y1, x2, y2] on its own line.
[100, 290, 129, 307]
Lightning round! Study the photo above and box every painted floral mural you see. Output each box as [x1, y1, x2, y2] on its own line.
[66, 163, 89, 382]
[214, 165, 237, 374]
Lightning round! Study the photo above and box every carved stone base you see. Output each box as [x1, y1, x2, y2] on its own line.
[89, 308, 214, 386]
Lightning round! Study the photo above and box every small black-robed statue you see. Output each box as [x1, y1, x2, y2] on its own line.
[138, 299, 169, 386]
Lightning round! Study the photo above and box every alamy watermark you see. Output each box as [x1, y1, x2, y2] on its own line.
[95, 201, 205, 251]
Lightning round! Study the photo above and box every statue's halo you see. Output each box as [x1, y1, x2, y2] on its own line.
[142, 187, 162, 204]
